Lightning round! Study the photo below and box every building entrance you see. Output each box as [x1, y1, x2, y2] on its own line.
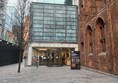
[32, 48, 74, 66]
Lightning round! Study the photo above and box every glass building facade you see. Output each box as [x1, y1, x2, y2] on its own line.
[30, 3, 78, 43]
[33, 0, 69, 5]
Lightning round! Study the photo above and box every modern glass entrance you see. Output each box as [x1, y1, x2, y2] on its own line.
[32, 47, 74, 66]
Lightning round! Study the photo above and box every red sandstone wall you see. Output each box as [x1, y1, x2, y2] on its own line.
[24, 16, 30, 46]
[78, 0, 118, 75]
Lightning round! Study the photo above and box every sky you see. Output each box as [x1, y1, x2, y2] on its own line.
[7, 0, 17, 6]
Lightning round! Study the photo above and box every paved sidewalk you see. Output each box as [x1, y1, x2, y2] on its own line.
[0, 64, 118, 83]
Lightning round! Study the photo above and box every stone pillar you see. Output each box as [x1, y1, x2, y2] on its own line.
[28, 46, 32, 65]
[106, 0, 114, 73]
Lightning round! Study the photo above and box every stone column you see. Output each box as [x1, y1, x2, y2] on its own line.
[28, 46, 32, 65]
[106, 0, 114, 73]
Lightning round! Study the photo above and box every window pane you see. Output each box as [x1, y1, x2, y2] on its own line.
[67, 30, 76, 33]
[56, 33, 65, 36]
[56, 29, 65, 33]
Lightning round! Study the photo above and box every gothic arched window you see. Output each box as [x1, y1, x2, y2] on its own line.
[86, 26, 93, 53]
[96, 18, 106, 52]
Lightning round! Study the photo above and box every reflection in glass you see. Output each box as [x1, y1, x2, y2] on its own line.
[30, 3, 77, 42]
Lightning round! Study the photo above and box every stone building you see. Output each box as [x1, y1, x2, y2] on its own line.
[78, 0, 118, 75]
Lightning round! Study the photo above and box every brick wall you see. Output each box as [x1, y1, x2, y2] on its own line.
[78, 0, 118, 75]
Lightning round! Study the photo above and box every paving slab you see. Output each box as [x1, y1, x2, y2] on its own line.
[0, 64, 118, 83]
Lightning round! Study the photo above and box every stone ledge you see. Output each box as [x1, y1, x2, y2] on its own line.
[88, 53, 93, 56]
[98, 52, 106, 56]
